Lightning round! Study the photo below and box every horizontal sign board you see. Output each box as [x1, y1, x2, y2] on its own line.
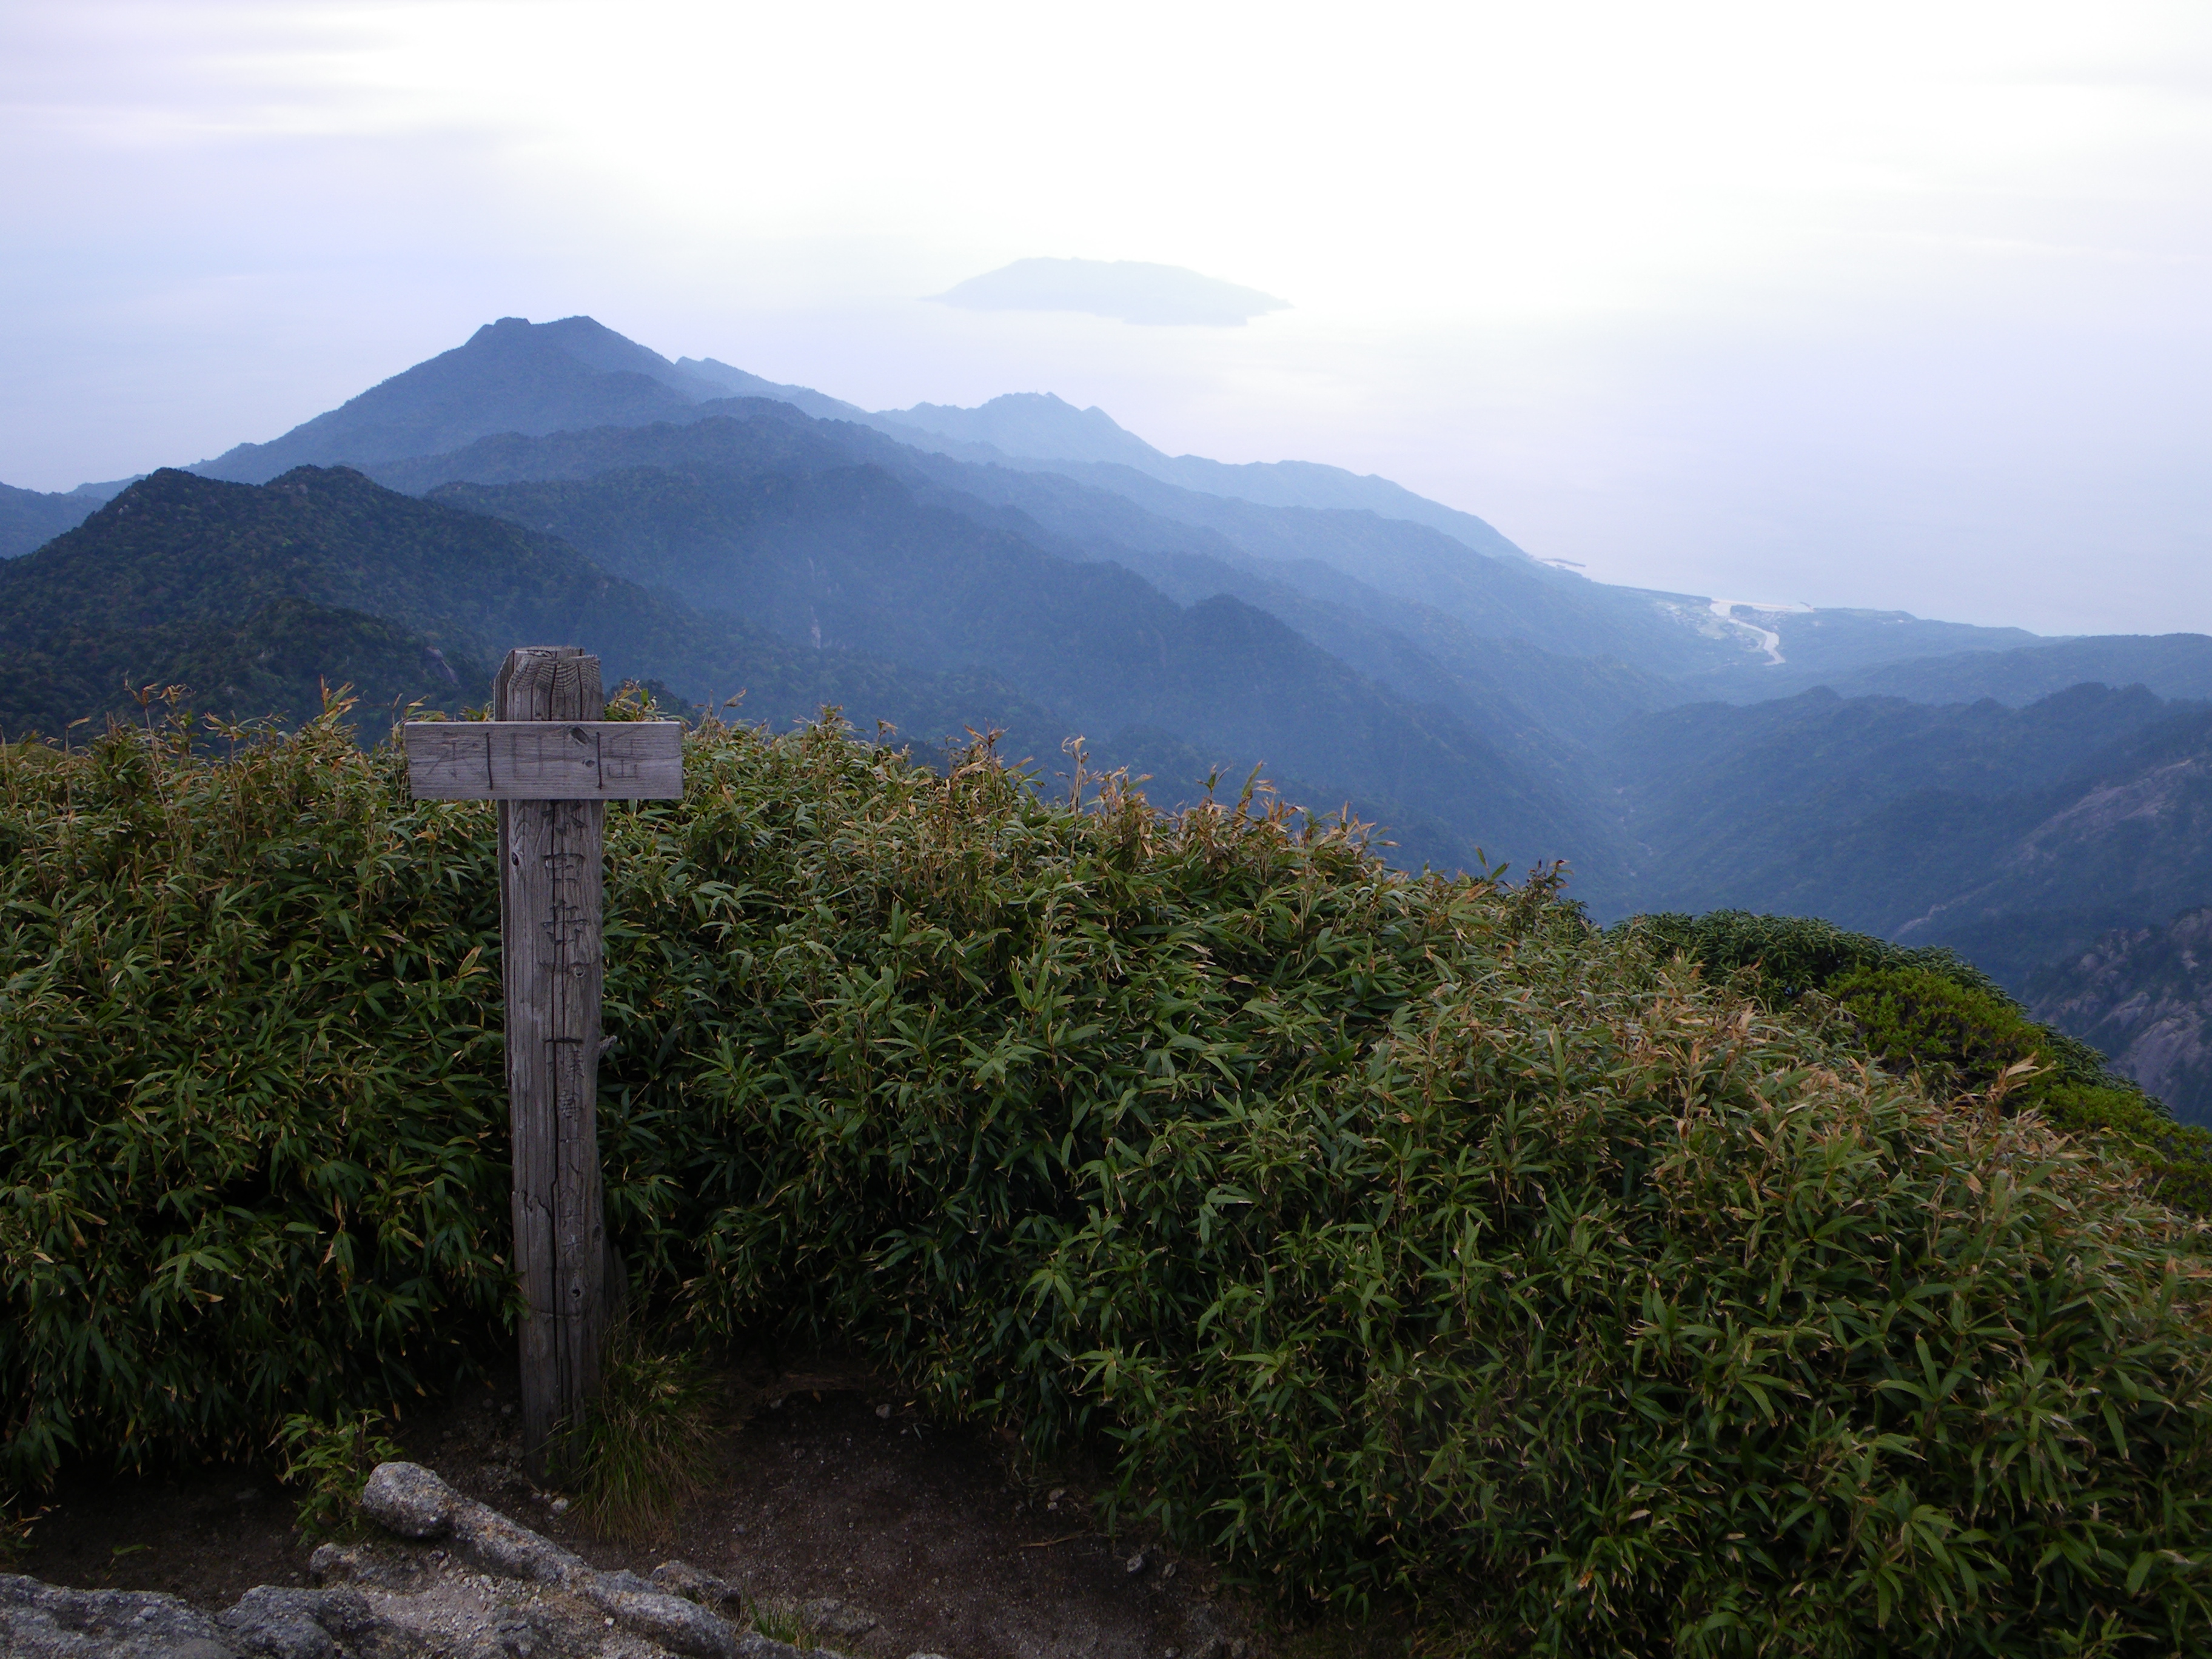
[403, 721, 686, 801]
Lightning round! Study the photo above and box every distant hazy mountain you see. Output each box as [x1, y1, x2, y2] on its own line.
[363, 403, 1677, 762]
[0, 466, 1055, 746]
[1600, 682, 2212, 987]
[868, 391, 1540, 562]
[674, 357, 875, 425]
[928, 258, 1289, 326]
[2027, 908, 2212, 1126]
[167, 313, 2057, 691]
[1678, 606, 2046, 698]
[843, 437, 1717, 736]
[680, 367, 1543, 561]
[955, 458, 1751, 677]
[17, 310, 2212, 1110]
[0, 476, 135, 559]
[396, 415, 1602, 879]
[189, 315, 1544, 568]
[358, 396, 1686, 734]
[1820, 634, 2212, 706]
[192, 317, 738, 484]
[877, 392, 1162, 467]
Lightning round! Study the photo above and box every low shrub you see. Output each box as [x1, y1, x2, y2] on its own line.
[275, 1409, 404, 1541]
[5, 714, 2212, 1652]
[1630, 910, 2212, 1212]
[1, 709, 511, 1492]
[1628, 909, 2000, 1003]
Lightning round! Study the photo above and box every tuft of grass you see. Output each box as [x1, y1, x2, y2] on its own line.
[275, 1409, 404, 1541]
[556, 1318, 720, 1538]
[746, 1598, 820, 1649]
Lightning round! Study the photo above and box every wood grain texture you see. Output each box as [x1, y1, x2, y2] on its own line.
[493, 646, 610, 1473]
[403, 722, 685, 800]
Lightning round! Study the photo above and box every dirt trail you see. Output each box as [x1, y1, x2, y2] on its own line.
[13, 1352, 1257, 1659]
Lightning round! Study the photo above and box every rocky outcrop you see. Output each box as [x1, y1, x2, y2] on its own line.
[355, 1461, 739, 1656]
[2028, 906, 2212, 1124]
[0, 1574, 374, 1659]
[0, 1463, 883, 1659]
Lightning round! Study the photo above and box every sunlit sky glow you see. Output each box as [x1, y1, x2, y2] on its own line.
[5, 1, 2209, 633]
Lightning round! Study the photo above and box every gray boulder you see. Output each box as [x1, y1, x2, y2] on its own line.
[0, 1574, 240, 1659]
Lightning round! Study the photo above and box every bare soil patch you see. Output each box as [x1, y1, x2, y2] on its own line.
[13, 1349, 1261, 1659]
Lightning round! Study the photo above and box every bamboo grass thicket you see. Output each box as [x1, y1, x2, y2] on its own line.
[2, 700, 2210, 1653]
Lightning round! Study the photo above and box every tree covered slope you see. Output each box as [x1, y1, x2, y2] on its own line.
[427, 454, 1604, 881]
[1, 480, 109, 561]
[0, 463, 1587, 876]
[1599, 682, 2212, 984]
[0, 466, 1059, 746]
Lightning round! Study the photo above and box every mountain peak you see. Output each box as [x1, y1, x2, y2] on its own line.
[481, 315, 711, 396]
[192, 317, 721, 484]
[876, 392, 1165, 468]
[172, 314, 1529, 564]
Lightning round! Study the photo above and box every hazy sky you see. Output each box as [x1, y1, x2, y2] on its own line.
[5, 1, 2209, 635]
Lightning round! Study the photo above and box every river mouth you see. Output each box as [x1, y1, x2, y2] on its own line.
[1708, 597, 1813, 665]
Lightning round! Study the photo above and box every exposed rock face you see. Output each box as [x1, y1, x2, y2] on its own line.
[2028, 907, 2212, 1125]
[0, 1575, 382, 1658]
[0, 1464, 862, 1659]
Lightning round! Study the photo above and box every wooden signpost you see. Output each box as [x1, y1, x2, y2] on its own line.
[404, 646, 685, 1472]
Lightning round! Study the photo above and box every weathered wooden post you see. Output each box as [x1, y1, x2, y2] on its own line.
[402, 646, 685, 1472]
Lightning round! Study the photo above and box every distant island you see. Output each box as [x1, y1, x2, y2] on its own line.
[929, 256, 1289, 325]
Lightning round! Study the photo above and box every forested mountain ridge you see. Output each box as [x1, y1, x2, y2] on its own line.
[1818, 634, 2212, 706]
[367, 404, 1673, 754]
[0, 476, 133, 560]
[0, 466, 1062, 749]
[0, 464, 1578, 878]
[1602, 681, 2212, 996]
[424, 452, 1606, 882]
[857, 387, 1540, 557]
[1563, 676, 2212, 1117]
[189, 316, 1538, 566]
[10, 315, 2086, 702]
[668, 362, 1540, 556]
[160, 315, 2034, 692]
[190, 317, 728, 484]
[0, 589, 489, 742]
